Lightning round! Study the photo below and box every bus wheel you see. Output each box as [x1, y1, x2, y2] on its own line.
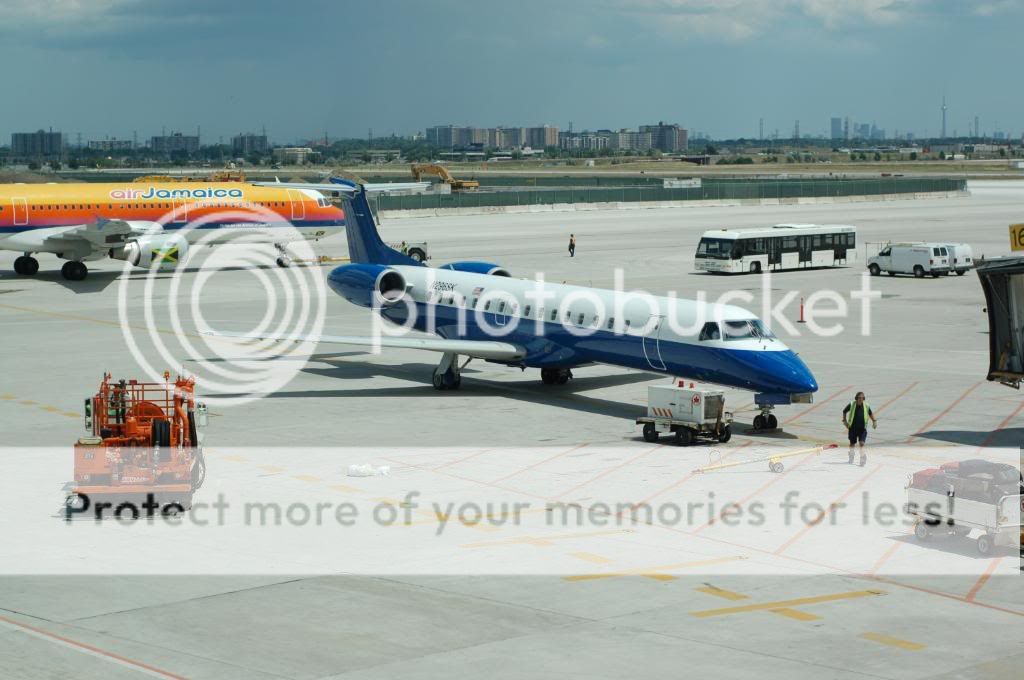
[750, 262, 761, 274]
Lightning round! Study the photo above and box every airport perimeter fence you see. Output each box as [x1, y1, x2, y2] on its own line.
[377, 177, 967, 211]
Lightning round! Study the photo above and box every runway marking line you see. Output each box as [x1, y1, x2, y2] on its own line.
[330, 484, 364, 493]
[978, 401, 1024, 447]
[697, 585, 749, 601]
[628, 441, 754, 512]
[433, 448, 494, 471]
[773, 464, 883, 556]
[783, 385, 851, 425]
[689, 589, 884, 618]
[293, 474, 321, 483]
[0, 614, 186, 679]
[966, 557, 1003, 602]
[565, 555, 745, 582]
[693, 448, 821, 533]
[874, 382, 919, 415]
[492, 443, 589, 484]
[859, 632, 926, 651]
[904, 381, 982, 443]
[771, 607, 822, 621]
[257, 465, 284, 474]
[556, 444, 667, 500]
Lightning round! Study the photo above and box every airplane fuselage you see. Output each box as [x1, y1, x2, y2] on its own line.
[332, 264, 818, 396]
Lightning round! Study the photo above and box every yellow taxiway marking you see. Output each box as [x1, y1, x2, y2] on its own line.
[859, 632, 926, 651]
[293, 474, 322, 482]
[690, 589, 884, 618]
[0, 394, 15, 400]
[63, 412, 80, 418]
[697, 585, 750, 601]
[41, 405, 60, 413]
[565, 556, 746, 582]
[770, 608, 822, 622]
[221, 455, 247, 463]
[569, 552, 614, 564]
[463, 528, 631, 549]
[19, 400, 37, 406]
[258, 465, 284, 473]
[330, 484, 364, 493]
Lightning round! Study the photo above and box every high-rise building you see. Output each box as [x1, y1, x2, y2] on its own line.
[526, 125, 559, 149]
[639, 122, 687, 152]
[426, 125, 474, 148]
[151, 132, 199, 154]
[830, 117, 843, 140]
[231, 133, 269, 156]
[11, 130, 64, 160]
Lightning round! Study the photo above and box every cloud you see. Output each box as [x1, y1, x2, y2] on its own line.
[612, 0, 926, 41]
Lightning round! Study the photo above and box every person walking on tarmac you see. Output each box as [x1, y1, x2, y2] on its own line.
[842, 391, 877, 466]
[400, 241, 409, 256]
[568, 234, 576, 257]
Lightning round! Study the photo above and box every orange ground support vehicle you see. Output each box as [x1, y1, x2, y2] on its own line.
[65, 373, 207, 517]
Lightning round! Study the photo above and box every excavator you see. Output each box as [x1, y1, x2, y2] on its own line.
[410, 164, 480, 191]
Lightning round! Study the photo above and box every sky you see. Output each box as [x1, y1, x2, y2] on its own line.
[0, 0, 1021, 144]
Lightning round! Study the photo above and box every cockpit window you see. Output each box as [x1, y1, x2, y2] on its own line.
[699, 322, 721, 341]
[722, 319, 775, 341]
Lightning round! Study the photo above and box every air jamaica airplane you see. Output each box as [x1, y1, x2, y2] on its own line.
[0, 179, 347, 280]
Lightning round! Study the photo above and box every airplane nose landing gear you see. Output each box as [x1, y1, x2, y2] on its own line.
[431, 352, 462, 390]
[541, 368, 573, 385]
[274, 243, 292, 268]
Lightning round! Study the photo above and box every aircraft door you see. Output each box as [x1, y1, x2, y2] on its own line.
[642, 314, 667, 371]
[171, 198, 188, 223]
[11, 198, 28, 226]
[287, 190, 306, 221]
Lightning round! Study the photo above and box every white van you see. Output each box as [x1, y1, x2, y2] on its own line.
[867, 243, 951, 278]
[942, 243, 974, 276]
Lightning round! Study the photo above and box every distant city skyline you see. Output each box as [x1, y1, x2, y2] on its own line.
[1, 1, 1021, 143]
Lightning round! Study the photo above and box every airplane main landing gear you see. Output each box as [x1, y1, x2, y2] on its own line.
[541, 368, 573, 385]
[431, 352, 462, 390]
[61, 261, 88, 281]
[13, 255, 39, 276]
[752, 408, 778, 431]
[274, 243, 291, 268]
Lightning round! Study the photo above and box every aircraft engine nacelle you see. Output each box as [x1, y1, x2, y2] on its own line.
[328, 263, 407, 308]
[439, 261, 511, 277]
[110, 234, 189, 270]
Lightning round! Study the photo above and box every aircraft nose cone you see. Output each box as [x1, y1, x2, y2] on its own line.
[775, 350, 818, 394]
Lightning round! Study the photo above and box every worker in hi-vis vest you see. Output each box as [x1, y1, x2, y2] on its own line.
[841, 391, 877, 466]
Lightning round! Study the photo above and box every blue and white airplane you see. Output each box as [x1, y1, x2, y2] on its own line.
[213, 182, 818, 429]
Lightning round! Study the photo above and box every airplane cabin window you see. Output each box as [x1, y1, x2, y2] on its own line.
[607, 318, 614, 329]
[550, 309, 558, 321]
[577, 313, 585, 325]
[524, 305, 531, 316]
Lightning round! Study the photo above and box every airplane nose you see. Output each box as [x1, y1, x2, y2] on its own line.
[776, 350, 818, 394]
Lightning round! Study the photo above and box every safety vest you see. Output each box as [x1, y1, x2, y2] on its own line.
[845, 400, 871, 428]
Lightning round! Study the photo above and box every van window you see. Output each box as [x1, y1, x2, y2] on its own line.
[879, 247, 890, 257]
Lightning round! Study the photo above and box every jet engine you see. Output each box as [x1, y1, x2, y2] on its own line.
[110, 234, 189, 270]
[439, 261, 511, 277]
[327, 263, 408, 308]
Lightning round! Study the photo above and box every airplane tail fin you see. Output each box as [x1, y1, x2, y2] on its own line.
[339, 186, 423, 266]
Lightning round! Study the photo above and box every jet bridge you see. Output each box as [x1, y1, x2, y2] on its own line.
[977, 256, 1024, 388]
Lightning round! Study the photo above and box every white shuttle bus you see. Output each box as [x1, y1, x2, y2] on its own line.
[694, 224, 858, 274]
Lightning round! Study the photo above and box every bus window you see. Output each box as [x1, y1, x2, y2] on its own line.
[699, 322, 720, 341]
[696, 238, 735, 259]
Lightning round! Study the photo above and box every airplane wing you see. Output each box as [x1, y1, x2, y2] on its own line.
[202, 329, 526, 361]
[6, 218, 141, 256]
